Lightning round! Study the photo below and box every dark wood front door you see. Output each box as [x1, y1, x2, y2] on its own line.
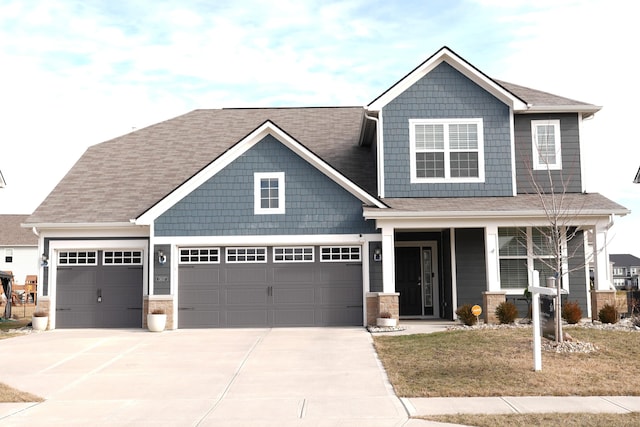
[395, 247, 422, 316]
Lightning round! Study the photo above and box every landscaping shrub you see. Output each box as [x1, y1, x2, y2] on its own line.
[599, 303, 619, 324]
[562, 300, 583, 324]
[455, 304, 477, 326]
[495, 301, 518, 324]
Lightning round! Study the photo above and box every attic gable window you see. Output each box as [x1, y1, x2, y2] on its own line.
[409, 118, 485, 183]
[254, 172, 285, 215]
[532, 120, 562, 170]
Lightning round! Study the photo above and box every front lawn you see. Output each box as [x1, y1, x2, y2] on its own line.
[373, 326, 640, 397]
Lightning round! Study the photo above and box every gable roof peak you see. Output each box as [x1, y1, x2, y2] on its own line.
[367, 46, 527, 112]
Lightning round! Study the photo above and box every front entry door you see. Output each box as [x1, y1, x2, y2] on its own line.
[396, 243, 440, 317]
[395, 247, 422, 315]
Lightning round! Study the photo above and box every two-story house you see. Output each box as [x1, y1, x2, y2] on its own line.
[610, 254, 640, 289]
[25, 47, 628, 329]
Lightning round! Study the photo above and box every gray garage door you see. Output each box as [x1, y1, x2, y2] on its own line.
[178, 246, 363, 328]
[56, 250, 143, 328]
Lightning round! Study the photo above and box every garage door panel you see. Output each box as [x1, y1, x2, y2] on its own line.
[226, 309, 269, 327]
[225, 287, 268, 305]
[273, 266, 314, 283]
[226, 267, 267, 283]
[319, 264, 362, 282]
[180, 267, 220, 284]
[273, 287, 315, 304]
[273, 309, 315, 326]
[179, 309, 221, 328]
[321, 307, 362, 326]
[319, 285, 362, 305]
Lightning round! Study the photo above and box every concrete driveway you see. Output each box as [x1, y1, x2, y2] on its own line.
[0, 328, 408, 426]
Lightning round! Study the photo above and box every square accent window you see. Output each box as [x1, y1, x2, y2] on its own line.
[532, 120, 562, 170]
[410, 119, 484, 182]
[254, 172, 285, 215]
[5, 248, 13, 263]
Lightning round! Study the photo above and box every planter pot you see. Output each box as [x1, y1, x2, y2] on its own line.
[32, 316, 48, 331]
[147, 314, 167, 332]
[376, 318, 397, 327]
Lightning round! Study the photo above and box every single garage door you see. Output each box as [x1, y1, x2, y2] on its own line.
[178, 246, 363, 328]
[56, 250, 143, 328]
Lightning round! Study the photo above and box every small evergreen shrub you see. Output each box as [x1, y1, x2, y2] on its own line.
[495, 301, 518, 324]
[379, 311, 392, 319]
[562, 301, 583, 324]
[455, 304, 477, 326]
[599, 303, 619, 324]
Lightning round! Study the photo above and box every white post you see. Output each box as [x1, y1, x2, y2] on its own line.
[532, 290, 542, 371]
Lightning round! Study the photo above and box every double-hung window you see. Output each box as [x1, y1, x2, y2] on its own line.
[409, 118, 484, 183]
[254, 172, 285, 215]
[498, 227, 564, 291]
[531, 119, 562, 170]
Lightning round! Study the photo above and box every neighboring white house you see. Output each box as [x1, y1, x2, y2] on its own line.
[0, 215, 38, 286]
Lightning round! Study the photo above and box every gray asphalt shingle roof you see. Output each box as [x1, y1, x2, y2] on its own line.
[0, 215, 38, 245]
[27, 107, 375, 224]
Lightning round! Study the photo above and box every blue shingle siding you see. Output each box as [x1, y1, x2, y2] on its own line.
[382, 62, 512, 197]
[514, 113, 582, 194]
[454, 228, 487, 306]
[155, 135, 376, 236]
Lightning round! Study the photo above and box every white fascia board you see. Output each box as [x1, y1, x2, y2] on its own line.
[153, 233, 382, 246]
[367, 48, 527, 112]
[518, 105, 602, 116]
[22, 222, 139, 230]
[364, 209, 629, 221]
[135, 121, 384, 225]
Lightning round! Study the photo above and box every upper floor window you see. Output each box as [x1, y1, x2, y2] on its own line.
[409, 118, 484, 183]
[531, 120, 562, 170]
[254, 172, 285, 215]
[5, 248, 13, 263]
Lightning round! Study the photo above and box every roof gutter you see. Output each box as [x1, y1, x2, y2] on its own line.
[364, 208, 630, 220]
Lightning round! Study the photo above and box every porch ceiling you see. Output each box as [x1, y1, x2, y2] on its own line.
[364, 193, 629, 219]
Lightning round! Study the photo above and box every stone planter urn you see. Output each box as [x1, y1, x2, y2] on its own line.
[32, 312, 49, 331]
[147, 310, 167, 332]
[376, 312, 397, 327]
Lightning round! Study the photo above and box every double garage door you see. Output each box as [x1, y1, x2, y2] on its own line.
[56, 250, 143, 328]
[178, 246, 363, 328]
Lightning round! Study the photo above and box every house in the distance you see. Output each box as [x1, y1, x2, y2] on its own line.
[0, 214, 39, 290]
[610, 254, 640, 289]
[25, 47, 628, 330]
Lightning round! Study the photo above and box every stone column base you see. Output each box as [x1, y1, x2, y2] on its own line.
[590, 290, 616, 322]
[144, 296, 174, 330]
[366, 292, 399, 326]
[482, 291, 506, 324]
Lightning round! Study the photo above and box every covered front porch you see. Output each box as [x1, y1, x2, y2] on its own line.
[364, 194, 629, 324]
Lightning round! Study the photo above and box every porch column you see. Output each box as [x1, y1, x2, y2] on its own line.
[485, 225, 500, 291]
[592, 221, 612, 291]
[381, 224, 396, 293]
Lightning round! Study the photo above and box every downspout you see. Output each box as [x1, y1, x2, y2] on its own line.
[364, 113, 384, 198]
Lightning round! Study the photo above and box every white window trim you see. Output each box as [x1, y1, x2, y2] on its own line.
[254, 172, 285, 215]
[531, 119, 562, 170]
[409, 118, 485, 183]
[273, 247, 314, 263]
[58, 250, 98, 266]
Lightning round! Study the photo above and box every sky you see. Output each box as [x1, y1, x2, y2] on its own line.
[0, 0, 638, 255]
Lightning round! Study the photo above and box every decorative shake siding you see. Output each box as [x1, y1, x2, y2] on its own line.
[382, 62, 513, 197]
[155, 135, 377, 236]
[514, 113, 583, 194]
